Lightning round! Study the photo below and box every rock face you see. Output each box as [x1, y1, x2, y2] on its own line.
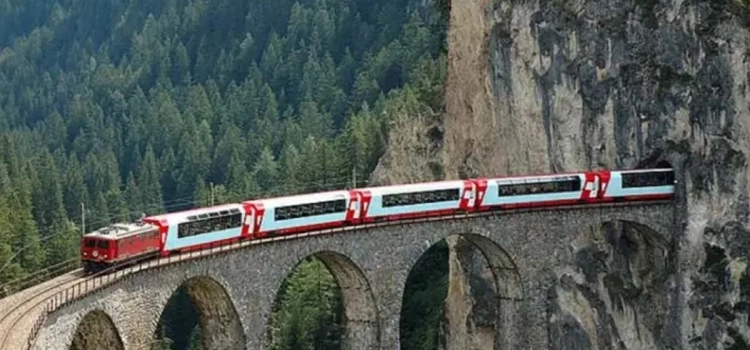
[373, 0, 750, 348]
[439, 236, 497, 350]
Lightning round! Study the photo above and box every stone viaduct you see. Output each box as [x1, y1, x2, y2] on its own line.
[29, 199, 679, 350]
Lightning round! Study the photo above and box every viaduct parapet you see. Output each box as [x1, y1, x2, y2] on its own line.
[31, 202, 675, 350]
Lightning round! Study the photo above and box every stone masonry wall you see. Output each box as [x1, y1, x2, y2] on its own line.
[32, 202, 674, 350]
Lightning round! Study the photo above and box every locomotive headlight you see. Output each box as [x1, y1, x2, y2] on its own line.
[92, 251, 99, 257]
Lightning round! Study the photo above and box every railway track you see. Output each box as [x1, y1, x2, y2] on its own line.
[0, 269, 86, 350]
[0, 200, 674, 350]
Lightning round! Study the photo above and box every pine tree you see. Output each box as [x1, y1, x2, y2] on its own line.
[226, 149, 258, 200]
[172, 42, 192, 85]
[30, 150, 67, 231]
[45, 217, 79, 266]
[124, 171, 141, 218]
[279, 144, 303, 191]
[252, 147, 279, 194]
[4, 173, 45, 274]
[0, 183, 23, 283]
[138, 145, 164, 214]
[337, 103, 385, 181]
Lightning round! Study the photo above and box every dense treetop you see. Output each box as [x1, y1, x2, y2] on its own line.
[0, 0, 449, 349]
[0, 0, 448, 284]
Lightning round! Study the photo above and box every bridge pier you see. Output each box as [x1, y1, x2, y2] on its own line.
[368, 264, 407, 349]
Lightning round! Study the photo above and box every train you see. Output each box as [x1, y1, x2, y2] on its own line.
[80, 167, 675, 273]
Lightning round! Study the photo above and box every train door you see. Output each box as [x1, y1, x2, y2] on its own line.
[244, 202, 266, 239]
[345, 191, 361, 224]
[597, 171, 611, 199]
[358, 190, 372, 222]
[241, 203, 255, 239]
[582, 172, 599, 201]
[472, 179, 488, 210]
[459, 181, 476, 211]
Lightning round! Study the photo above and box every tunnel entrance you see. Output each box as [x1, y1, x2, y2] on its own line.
[153, 276, 245, 350]
[69, 310, 124, 350]
[400, 234, 522, 350]
[654, 160, 672, 169]
[268, 251, 378, 350]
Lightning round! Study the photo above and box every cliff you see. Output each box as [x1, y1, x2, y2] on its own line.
[373, 0, 750, 348]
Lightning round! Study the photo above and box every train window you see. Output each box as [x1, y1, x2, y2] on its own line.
[497, 176, 582, 196]
[177, 211, 243, 238]
[621, 171, 674, 188]
[382, 188, 460, 207]
[97, 240, 110, 249]
[275, 199, 347, 221]
[84, 239, 96, 248]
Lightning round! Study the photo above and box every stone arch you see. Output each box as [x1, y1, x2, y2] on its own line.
[596, 220, 672, 288]
[154, 275, 246, 350]
[269, 250, 379, 349]
[400, 233, 523, 350]
[459, 233, 523, 301]
[69, 309, 124, 350]
[548, 219, 672, 350]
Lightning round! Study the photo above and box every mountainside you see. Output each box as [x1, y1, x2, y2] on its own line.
[374, 0, 750, 348]
[0, 0, 450, 348]
[0, 0, 447, 283]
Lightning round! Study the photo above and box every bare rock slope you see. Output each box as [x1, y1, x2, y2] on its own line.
[373, 0, 750, 348]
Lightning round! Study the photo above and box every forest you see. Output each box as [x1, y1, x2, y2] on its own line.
[0, 0, 450, 348]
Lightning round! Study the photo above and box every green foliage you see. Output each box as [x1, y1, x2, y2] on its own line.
[269, 257, 343, 350]
[153, 285, 201, 350]
[0, 0, 446, 285]
[0, 0, 450, 348]
[400, 240, 449, 350]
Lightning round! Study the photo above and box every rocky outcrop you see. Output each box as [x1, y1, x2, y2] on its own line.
[373, 0, 750, 348]
[548, 221, 673, 350]
[439, 236, 497, 350]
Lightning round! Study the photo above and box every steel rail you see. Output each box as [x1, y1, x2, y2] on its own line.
[3, 199, 673, 350]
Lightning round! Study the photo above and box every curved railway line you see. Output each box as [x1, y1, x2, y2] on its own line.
[0, 270, 86, 350]
[0, 200, 674, 350]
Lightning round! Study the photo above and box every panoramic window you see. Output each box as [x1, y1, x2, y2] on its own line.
[178, 209, 243, 238]
[275, 200, 347, 221]
[621, 171, 675, 188]
[497, 177, 582, 196]
[382, 188, 460, 207]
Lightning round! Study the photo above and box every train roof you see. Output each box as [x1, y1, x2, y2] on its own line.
[84, 222, 157, 239]
[489, 173, 584, 184]
[146, 203, 245, 225]
[244, 190, 350, 207]
[360, 179, 467, 195]
[614, 168, 673, 174]
[481, 172, 588, 181]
